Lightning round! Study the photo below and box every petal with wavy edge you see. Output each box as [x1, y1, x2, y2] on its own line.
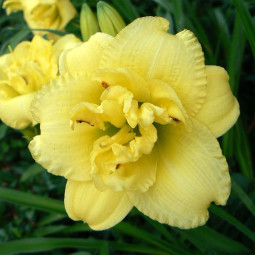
[93, 68, 151, 102]
[29, 74, 104, 181]
[104, 147, 158, 192]
[0, 92, 35, 129]
[127, 119, 230, 229]
[65, 180, 133, 230]
[59, 33, 113, 76]
[148, 79, 190, 124]
[56, 0, 77, 29]
[100, 17, 207, 116]
[53, 34, 81, 59]
[195, 66, 240, 137]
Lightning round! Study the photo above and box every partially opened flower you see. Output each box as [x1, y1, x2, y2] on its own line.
[29, 17, 239, 230]
[3, 0, 76, 37]
[0, 34, 80, 129]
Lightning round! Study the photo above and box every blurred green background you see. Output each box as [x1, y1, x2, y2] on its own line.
[0, 0, 254, 254]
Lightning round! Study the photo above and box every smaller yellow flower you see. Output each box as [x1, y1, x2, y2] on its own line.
[0, 34, 81, 129]
[3, 0, 76, 37]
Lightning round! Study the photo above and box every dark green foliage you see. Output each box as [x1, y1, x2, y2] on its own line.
[0, 0, 254, 254]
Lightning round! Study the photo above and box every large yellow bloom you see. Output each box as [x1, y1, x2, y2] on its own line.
[29, 17, 239, 230]
[3, 0, 76, 36]
[0, 34, 80, 129]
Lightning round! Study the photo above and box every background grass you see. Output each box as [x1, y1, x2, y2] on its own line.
[0, 0, 254, 254]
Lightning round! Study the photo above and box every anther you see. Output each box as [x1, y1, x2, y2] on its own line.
[169, 116, 180, 122]
[76, 120, 94, 126]
[102, 81, 109, 89]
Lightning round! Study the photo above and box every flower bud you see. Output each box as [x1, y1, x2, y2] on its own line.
[97, 1, 125, 36]
[80, 3, 100, 41]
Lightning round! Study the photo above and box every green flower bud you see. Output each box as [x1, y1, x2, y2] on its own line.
[97, 1, 125, 36]
[80, 3, 100, 41]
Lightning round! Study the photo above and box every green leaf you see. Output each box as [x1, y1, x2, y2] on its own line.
[0, 28, 31, 55]
[231, 178, 255, 217]
[213, 8, 231, 56]
[222, 15, 246, 158]
[183, 0, 215, 64]
[115, 222, 185, 255]
[152, 0, 172, 12]
[210, 204, 255, 242]
[20, 163, 45, 182]
[99, 242, 109, 255]
[174, 225, 250, 254]
[38, 213, 66, 226]
[33, 224, 91, 237]
[0, 238, 169, 255]
[235, 119, 253, 179]
[172, 0, 185, 31]
[112, 0, 139, 22]
[232, 0, 255, 58]
[0, 123, 8, 139]
[0, 187, 66, 215]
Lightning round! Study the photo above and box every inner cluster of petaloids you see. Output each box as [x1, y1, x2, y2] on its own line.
[32, 4, 61, 28]
[70, 68, 189, 192]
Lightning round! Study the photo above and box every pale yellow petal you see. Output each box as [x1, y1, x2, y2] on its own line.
[100, 17, 207, 116]
[195, 66, 240, 137]
[65, 180, 133, 230]
[148, 79, 190, 125]
[0, 93, 35, 129]
[104, 148, 158, 192]
[59, 33, 113, 76]
[53, 34, 81, 59]
[56, 0, 76, 29]
[93, 68, 151, 102]
[3, 0, 23, 14]
[29, 74, 104, 181]
[128, 119, 230, 229]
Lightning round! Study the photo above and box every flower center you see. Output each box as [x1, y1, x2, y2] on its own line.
[70, 80, 176, 191]
[70, 69, 189, 192]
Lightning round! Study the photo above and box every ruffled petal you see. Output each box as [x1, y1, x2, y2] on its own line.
[103, 148, 158, 192]
[127, 119, 230, 229]
[0, 93, 35, 129]
[29, 74, 104, 181]
[93, 68, 151, 102]
[59, 33, 113, 76]
[56, 0, 77, 29]
[195, 66, 240, 137]
[53, 34, 81, 59]
[100, 17, 207, 116]
[65, 180, 133, 230]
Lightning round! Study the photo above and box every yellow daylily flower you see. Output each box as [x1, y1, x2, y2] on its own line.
[3, 0, 76, 37]
[0, 34, 81, 129]
[29, 17, 239, 230]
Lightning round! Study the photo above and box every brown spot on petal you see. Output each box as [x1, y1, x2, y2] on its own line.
[116, 164, 121, 169]
[21, 76, 28, 85]
[169, 116, 180, 122]
[102, 81, 109, 89]
[76, 120, 94, 126]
